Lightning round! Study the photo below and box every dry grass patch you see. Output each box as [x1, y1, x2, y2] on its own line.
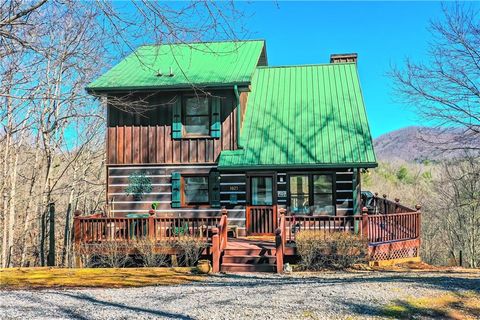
[382, 291, 480, 319]
[0, 267, 205, 289]
[373, 261, 480, 273]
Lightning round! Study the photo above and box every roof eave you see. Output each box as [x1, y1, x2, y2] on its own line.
[218, 162, 378, 171]
[86, 82, 252, 95]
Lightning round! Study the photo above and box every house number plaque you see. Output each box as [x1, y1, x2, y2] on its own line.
[278, 190, 287, 198]
[229, 185, 239, 191]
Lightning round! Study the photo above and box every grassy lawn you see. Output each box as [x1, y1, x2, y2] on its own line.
[0, 267, 205, 289]
[382, 292, 480, 320]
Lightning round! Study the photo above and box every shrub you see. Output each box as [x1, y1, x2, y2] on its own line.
[134, 239, 169, 267]
[86, 241, 131, 268]
[296, 230, 368, 270]
[175, 236, 207, 267]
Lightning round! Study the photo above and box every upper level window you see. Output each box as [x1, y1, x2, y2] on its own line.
[183, 97, 210, 136]
[182, 176, 209, 205]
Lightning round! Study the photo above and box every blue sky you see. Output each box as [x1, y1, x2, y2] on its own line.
[236, 1, 449, 138]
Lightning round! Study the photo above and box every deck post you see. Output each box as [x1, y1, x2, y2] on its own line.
[361, 207, 369, 240]
[276, 208, 286, 273]
[211, 227, 220, 273]
[415, 204, 422, 257]
[382, 194, 388, 214]
[148, 211, 155, 241]
[275, 228, 284, 274]
[279, 208, 286, 247]
[221, 208, 228, 249]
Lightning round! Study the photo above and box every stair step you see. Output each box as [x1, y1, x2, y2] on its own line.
[223, 248, 276, 256]
[222, 255, 276, 264]
[221, 263, 276, 273]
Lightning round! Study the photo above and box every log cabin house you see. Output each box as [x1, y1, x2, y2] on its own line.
[75, 40, 422, 272]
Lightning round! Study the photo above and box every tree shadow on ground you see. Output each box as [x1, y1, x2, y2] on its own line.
[52, 291, 194, 320]
[204, 272, 480, 294]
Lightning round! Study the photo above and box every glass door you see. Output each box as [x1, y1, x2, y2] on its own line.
[247, 175, 276, 235]
[250, 176, 273, 206]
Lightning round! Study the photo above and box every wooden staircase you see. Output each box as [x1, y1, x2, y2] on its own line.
[220, 239, 277, 272]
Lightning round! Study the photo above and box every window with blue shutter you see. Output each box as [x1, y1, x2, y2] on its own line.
[209, 171, 220, 208]
[171, 172, 181, 208]
[172, 97, 182, 139]
[210, 96, 221, 138]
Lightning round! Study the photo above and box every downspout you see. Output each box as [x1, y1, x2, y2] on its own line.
[234, 85, 242, 149]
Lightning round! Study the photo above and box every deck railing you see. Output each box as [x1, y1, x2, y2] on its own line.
[283, 210, 421, 244]
[369, 193, 417, 215]
[73, 213, 222, 245]
[284, 215, 364, 242]
[246, 206, 278, 235]
[367, 211, 420, 244]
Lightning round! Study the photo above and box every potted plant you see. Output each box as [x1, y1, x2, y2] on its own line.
[149, 202, 158, 216]
[125, 172, 152, 201]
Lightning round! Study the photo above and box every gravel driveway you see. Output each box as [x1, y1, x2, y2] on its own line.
[1, 271, 479, 319]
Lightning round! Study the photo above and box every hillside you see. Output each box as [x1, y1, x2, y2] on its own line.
[373, 126, 478, 162]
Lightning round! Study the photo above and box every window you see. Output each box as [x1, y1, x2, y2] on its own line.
[289, 175, 309, 214]
[183, 97, 210, 136]
[182, 176, 209, 205]
[288, 174, 334, 215]
[251, 176, 273, 206]
[313, 175, 334, 215]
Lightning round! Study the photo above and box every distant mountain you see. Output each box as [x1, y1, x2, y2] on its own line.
[373, 126, 479, 162]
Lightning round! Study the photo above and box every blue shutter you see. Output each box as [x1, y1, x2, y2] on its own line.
[209, 171, 220, 208]
[210, 97, 221, 138]
[171, 172, 181, 208]
[172, 97, 182, 139]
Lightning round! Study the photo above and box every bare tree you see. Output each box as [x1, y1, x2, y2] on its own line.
[391, 3, 480, 150]
[0, 0, 247, 267]
[431, 156, 480, 268]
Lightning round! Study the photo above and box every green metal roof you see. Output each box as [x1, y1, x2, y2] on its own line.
[87, 40, 265, 91]
[218, 63, 377, 169]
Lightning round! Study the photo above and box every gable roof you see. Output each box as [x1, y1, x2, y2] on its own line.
[87, 40, 266, 92]
[218, 63, 377, 169]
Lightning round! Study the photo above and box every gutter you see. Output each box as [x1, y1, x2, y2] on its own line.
[218, 162, 379, 171]
[86, 82, 252, 94]
[234, 85, 242, 149]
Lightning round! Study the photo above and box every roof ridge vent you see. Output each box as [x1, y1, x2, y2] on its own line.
[330, 53, 357, 64]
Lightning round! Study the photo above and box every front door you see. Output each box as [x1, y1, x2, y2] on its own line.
[246, 174, 277, 235]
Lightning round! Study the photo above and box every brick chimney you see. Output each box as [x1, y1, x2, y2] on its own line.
[330, 53, 357, 64]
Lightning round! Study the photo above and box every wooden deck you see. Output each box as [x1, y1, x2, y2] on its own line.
[73, 197, 422, 273]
